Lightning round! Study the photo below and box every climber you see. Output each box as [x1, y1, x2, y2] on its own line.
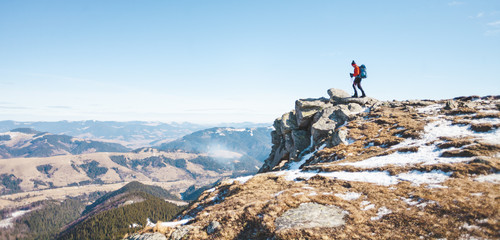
[350, 60, 366, 98]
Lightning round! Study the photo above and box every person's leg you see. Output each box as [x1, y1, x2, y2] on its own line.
[352, 77, 361, 97]
[352, 82, 358, 97]
[358, 79, 366, 97]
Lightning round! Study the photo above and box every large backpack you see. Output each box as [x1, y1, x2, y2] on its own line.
[359, 64, 367, 79]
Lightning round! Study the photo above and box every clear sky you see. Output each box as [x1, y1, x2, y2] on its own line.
[1, 0, 499, 124]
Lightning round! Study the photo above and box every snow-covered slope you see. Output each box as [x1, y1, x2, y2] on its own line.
[127, 90, 499, 240]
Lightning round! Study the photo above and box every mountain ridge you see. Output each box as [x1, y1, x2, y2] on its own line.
[0, 128, 130, 159]
[127, 89, 500, 240]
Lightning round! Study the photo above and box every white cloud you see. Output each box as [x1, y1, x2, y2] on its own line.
[469, 12, 484, 19]
[487, 20, 500, 27]
[448, 1, 464, 6]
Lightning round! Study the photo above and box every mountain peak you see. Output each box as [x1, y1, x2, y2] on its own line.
[10, 128, 42, 134]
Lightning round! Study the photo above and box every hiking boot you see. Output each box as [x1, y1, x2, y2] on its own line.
[361, 94, 366, 98]
[352, 94, 358, 98]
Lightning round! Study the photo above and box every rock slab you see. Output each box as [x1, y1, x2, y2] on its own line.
[127, 233, 167, 240]
[275, 202, 347, 230]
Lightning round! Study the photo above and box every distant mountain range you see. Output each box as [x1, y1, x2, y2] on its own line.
[156, 127, 273, 171]
[0, 121, 271, 148]
[0, 126, 274, 197]
[0, 128, 130, 159]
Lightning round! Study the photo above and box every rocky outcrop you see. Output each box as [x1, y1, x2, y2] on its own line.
[259, 88, 379, 172]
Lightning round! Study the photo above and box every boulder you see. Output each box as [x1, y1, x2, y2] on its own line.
[444, 100, 458, 110]
[331, 128, 348, 146]
[311, 106, 347, 142]
[327, 88, 351, 103]
[295, 98, 330, 128]
[275, 202, 347, 230]
[169, 226, 195, 240]
[347, 103, 364, 114]
[127, 233, 167, 240]
[311, 116, 336, 144]
[206, 221, 221, 234]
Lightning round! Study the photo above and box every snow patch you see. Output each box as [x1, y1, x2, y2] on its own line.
[397, 170, 452, 186]
[0, 210, 32, 228]
[339, 118, 499, 168]
[129, 223, 141, 228]
[158, 218, 193, 228]
[273, 190, 285, 197]
[335, 192, 362, 201]
[416, 104, 443, 114]
[371, 207, 392, 220]
[474, 174, 500, 184]
[226, 175, 254, 185]
[362, 204, 375, 211]
[280, 169, 451, 186]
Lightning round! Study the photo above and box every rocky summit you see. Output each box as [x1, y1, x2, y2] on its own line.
[127, 89, 500, 240]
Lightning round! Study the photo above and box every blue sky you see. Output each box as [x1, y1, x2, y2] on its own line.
[1, 0, 499, 124]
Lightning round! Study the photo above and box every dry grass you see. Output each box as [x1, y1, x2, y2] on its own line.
[437, 137, 475, 149]
[145, 169, 499, 239]
[445, 107, 478, 115]
[470, 123, 499, 132]
[473, 112, 500, 119]
[314, 106, 426, 166]
[441, 143, 500, 158]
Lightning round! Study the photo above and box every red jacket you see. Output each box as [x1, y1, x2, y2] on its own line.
[352, 64, 360, 77]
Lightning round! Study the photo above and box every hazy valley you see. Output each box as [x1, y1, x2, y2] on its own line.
[0, 123, 272, 239]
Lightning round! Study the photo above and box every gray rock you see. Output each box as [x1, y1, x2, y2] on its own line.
[275, 202, 347, 230]
[348, 103, 363, 113]
[444, 100, 458, 110]
[327, 88, 351, 103]
[310, 105, 350, 146]
[260, 143, 288, 173]
[295, 98, 330, 128]
[331, 128, 348, 146]
[279, 111, 298, 134]
[311, 116, 336, 144]
[291, 130, 311, 160]
[169, 226, 194, 240]
[259, 89, 382, 173]
[127, 233, 167, 240]
[270, 130, 280, 145]
[206, 221, 221, 234]
[337, 97, 379, 106]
